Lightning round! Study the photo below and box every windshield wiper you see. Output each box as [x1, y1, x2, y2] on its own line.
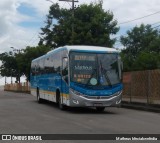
[99, 60, 112, 87]
[104, 71, 112, 87]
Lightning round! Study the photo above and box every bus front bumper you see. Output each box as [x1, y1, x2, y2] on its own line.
[69, 90, 122, 107]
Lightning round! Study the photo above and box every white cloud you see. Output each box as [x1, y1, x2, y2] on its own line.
[0, 1, 35, 52]
[106, 0, 160, 26]
[0, 0, 160, 84]
[0, 0, 160, 53]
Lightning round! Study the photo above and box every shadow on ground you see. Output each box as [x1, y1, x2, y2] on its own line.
[32, 99, 119, 115]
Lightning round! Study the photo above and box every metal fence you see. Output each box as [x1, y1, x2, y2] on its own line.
[122, 69, 160, 105]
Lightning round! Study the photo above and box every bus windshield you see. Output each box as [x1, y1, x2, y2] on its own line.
[70, 52, 121, 87]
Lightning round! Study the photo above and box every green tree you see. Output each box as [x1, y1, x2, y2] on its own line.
[0, 52, 21, 82]
[0, 45, 50, 82]
[120, 24, 160, 71]
[133, 52, 160, 70]
[39, 1, 119, 48]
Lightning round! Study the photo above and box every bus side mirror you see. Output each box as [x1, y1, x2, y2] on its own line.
[63, 57, 68, 67]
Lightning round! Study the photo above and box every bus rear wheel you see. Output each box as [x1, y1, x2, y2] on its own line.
[96, 107, 105, 112]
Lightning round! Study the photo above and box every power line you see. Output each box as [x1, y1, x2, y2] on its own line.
[114, 20, 160, 41]
[26, 2, 160, 48]
[114, 25, 160, 48]
[119, 10, 160, 25]
[113, 10, 160, 47]
[113, 24, 160, 48]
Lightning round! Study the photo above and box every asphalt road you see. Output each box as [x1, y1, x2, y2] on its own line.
[0, 89, 160, 134]
[0, 89, 160, 143]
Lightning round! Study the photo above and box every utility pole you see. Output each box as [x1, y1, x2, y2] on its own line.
[59, 0, 78, 44]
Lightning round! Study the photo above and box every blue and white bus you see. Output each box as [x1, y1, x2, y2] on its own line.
[30, 46, 123, 111]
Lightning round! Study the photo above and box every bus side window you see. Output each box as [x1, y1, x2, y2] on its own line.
[51, 54, 55, 74]
[39, 59, 44, 75]
[44, 56, 50, 74]
[35, 61, 38, 75]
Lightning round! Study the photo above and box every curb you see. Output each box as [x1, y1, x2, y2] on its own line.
[122, 101, 160, 113]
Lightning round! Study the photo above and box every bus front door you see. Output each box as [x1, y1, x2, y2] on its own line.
[61, 57, 69, 105]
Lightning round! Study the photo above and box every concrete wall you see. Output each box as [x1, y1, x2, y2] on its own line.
[4, 82, 30, 93]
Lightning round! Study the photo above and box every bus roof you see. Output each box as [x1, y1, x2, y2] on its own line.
[46, 45, 118, 55]
[32, 45, 118, 62]
[64, 45, 118, 52]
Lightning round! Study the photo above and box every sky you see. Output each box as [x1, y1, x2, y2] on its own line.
[0, 0, 160, 84]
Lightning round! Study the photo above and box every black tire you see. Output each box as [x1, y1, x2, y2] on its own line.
[57, 91, 65, 110]
[37, 88, 43, 103]
[96, 107, 105, 112]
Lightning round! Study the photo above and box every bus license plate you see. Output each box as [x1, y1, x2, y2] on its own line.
[94, 103, 102, 107]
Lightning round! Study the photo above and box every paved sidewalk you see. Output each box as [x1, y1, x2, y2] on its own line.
[122, 101, 160, 113]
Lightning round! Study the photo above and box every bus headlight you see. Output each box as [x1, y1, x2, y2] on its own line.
[70, 89, 86, 97]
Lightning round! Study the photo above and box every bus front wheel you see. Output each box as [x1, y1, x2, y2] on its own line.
[57, 91, 65, 110]
[96, 107, 105, 112]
